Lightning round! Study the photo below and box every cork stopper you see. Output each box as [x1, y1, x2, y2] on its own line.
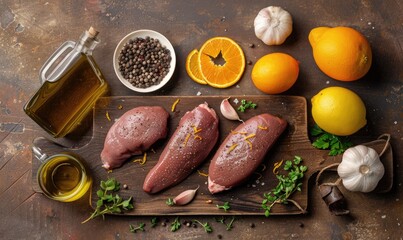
[88, 27, 99, 38]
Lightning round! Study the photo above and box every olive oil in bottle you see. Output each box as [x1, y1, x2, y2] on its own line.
[37, 153, 92, 202]
[24, 27, 108, 137]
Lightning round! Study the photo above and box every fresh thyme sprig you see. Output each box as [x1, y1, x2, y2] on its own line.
[129, 223, 145, 233]
[262, 156, 307, 217]
[82, 178, 133, 223]
[193, 220, 213, 233]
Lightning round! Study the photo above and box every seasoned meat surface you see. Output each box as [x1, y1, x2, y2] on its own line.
[100, 106, 169, 170]
[208, 113, 287, 194]
[143, 103, 219, 193]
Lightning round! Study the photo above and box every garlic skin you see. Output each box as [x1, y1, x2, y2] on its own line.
[337, 145, 385, 193]
[173, 186, 199, 205]
[220, 97, 241, 121]
[254, 6, 293, 45]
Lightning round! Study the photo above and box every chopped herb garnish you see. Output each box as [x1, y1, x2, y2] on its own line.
[82, 178, 133, 223]
[193, 220, 213, 233]
[166, 198, 174, 206]
[237, 99, 257, 112]
[151, 217, 158, 228]
[171, 217, 181, 232]
[129, 223, 145, 233]
[262, 156, 307, 217]
[310, 124, 353, 156]
[216, 202, 231, 212]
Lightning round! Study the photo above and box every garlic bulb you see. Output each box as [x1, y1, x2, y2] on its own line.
[337, 145, 384, 193]
[254, 6, 293, 45]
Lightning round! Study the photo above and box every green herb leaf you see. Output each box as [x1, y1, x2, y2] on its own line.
[193, 220, 213, 233]
[82, 178, 134, 224]
[171, 217, 181, 232]
[237, 99, 257, 112]
[310, 125, 353, 156]
[262, 156, 307, 217]
[151, 217, 158, 228]
[166, 198, 174, 206]
[216, 202, 231, 212]
[129, 223, 145, 233]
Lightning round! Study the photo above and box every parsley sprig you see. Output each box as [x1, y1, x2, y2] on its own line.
[310, 125, 353, 156]
[237, 99, 257, 112]
[82, 178, 133, 223]
[262, 156, 307, 217]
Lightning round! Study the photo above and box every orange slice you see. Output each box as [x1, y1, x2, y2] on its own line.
[198, 37, 245, 88]
[186, 49, 207, 85]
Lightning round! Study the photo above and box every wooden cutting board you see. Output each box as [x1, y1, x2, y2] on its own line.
[31, 95, 393, 216]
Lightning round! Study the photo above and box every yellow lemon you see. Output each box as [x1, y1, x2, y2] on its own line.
[311, 87, 367, 136]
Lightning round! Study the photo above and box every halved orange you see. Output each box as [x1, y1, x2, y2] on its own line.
[186, 49, 207, 85]
[198, 37, 245, 88]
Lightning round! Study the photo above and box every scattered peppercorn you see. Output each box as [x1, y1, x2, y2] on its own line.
[299, 222, 304, 228]
[250, 223, 255, 228]
[123, 184, 128, 189]
[218, 234, 223, 239]
[247, 60, 253, 65]
[248, 43, 255, 48]
[118, 36, 171, 89]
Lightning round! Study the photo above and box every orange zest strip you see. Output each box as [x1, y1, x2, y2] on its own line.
[258, 125, 268, 130]
[192, 125, 202, 134]
[107, 170, 113, 173]
[197, 170, 209, 177]
[244, 133, 256, 140]
[273, 159, 284, 175]
[231, 130, 248, 135]
[133, 153, 147, 165]
[106, 111, 111, 121]
[171, 98, 180, 112]
[227, 143, 238, 154]
[194, 135, 203, 140]
[183, 133, 191, 146]
[117, 105, 123, 110]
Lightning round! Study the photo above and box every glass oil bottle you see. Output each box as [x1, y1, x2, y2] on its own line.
[24, 27, 109, 137]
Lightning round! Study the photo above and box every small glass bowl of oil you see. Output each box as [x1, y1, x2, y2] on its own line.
[37, 153, 92, 202]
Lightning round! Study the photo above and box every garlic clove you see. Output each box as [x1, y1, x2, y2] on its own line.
[173, 186, 199, 205]
[220, 97, 242, 121]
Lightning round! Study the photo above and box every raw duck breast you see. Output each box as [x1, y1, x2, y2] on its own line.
[208, 113, 287, 194]
[143, 103, 219, 193]
[100, 106, 169, 170]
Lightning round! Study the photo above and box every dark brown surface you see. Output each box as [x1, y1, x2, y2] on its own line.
[1, 0, 402, 239]
[30, 95, 394, 217]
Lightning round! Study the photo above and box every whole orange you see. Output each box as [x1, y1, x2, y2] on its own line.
[251, 53, 299, 94]
[309, 26, 372, 81]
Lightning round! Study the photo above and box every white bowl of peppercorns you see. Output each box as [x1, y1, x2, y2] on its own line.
[113, 30, 176, 93]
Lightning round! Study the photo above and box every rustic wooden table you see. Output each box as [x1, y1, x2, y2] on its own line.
[1, 1, 402, 239]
